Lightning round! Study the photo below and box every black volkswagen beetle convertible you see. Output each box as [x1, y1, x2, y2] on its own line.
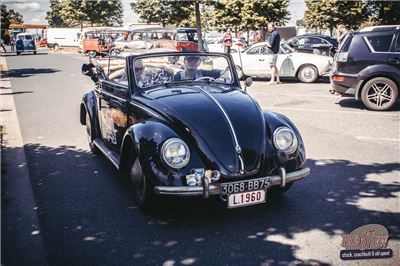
[80, 51, 310, 210]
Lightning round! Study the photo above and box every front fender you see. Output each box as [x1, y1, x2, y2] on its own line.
[354, 65, 400, 100]
[120, 120, 205, 187]
[263, 111, 307, 172]
[80, 91, 100, 139]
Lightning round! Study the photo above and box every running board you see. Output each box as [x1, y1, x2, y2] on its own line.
[93, 139, 120, 170]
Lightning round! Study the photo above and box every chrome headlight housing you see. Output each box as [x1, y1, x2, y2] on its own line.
[161, 138, 190, 169]
[273, 127, 298, 154]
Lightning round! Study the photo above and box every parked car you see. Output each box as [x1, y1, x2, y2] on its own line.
[207, 37, 247, 53]
[38, 38, 47, 47]
[46, 28, 81, 50]
[80, 51, 310, 211]
[330, 25, 400, 111]
[287, 34, 338, 57]
[231, 42, 333, 83]
[15, 33, 36, 55]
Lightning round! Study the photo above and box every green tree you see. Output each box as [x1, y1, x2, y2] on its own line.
[57, 0, 123, 27]
[46, 0, 67, 27]
[131, 0, 192, 27]
[211, 0, 243, 33]
[1, 4, 24, 42]
[305, 0, 370, 35]
[369, 0, 400, 25]
[296, 19, 304, 27]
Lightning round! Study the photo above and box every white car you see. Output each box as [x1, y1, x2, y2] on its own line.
[207, 37, 247, 53]
[231, 42, 333, 83]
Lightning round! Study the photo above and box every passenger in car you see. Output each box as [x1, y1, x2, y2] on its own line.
[174, 56, 203, 80]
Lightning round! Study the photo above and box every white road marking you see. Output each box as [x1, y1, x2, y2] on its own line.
[264, 106, 400, 117]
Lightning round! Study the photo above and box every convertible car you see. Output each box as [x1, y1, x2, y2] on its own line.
[80, 51, 310, 211]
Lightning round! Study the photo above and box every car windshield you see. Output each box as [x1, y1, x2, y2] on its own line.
[133, 54, 233, 89]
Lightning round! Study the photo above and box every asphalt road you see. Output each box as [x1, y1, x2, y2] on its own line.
[3, 50, 400, 265]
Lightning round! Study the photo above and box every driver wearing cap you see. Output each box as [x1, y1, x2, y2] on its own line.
[174, 56, 203, 81]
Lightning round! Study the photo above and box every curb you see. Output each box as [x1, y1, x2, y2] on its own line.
[1, 56, 48, 265]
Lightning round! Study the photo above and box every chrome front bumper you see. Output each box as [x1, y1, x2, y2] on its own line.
[154, 167, 310, 197]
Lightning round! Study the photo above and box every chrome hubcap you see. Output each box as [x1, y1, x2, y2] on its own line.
[367, 83, 393, 108]
[302, 67, 315, 80]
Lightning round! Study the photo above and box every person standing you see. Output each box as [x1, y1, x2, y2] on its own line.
[1, 39, 6, 53]
[223, 30, 232, 53]
[265, 23, 281, 85]
[337, 24, 348, 50]
[10, 36, 15, 52]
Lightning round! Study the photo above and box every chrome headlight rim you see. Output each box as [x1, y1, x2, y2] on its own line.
[273, 126, 298, 154]
[161, 138, 190, 169]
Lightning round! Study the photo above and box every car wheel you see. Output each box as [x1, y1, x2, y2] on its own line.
[33, 51, 37, 55]
[298, 65, 318, 83]
[129, 156, 156, 211]
[313, 48, 321, 55]
[361, 77, 398, 111]
[53, 43, 59, 51]
[235, 65, 244, 80]
[85, 112, 99, 154]
[16, 52, 20, 55]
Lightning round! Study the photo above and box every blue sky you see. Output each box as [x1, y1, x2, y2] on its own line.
[2, 0, 306, 26]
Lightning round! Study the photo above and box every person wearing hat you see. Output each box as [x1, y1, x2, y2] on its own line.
[174, 56, 203, 81]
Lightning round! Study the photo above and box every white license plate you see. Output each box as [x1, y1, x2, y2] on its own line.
[228, 190, 266, 208]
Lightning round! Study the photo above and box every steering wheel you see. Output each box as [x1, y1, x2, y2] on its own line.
[195, 76, 216, 82]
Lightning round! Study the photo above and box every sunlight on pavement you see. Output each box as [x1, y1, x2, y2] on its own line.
[265, 229, 344, 264]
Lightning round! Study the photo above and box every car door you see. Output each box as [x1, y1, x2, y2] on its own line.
[241, 46, 261, 76]
[98, 57, 130, 153]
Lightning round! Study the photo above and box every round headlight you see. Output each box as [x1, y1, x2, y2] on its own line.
[273, 127, 298, 154]
[161, 138, 190, 169]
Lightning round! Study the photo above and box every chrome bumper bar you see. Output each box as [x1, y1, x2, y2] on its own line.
[154, 167, 310, 197]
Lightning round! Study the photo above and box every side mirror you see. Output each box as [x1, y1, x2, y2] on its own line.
[82, 63, 98, 82]
[82, 63, 94, 76]
[245, 77, 253, 87]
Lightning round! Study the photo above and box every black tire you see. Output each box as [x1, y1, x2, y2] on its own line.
[85, 112, 99, 154]
[33, 51, 37, 55]
[361, 77, 398, 111]
[129, 156, 157, 211]
[16, 52, 20, 55]
[297, 65, 318, 83]
[53, 43, 59, 51]
[235, 65, 244, 80]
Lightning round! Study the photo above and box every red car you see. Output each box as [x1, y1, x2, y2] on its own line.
[38, 38, 47, 47]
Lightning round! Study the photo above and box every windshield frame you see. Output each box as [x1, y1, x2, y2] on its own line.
[127, 51, 241, 94]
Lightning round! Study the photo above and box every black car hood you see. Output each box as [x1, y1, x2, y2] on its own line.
[136, 84, 266, 176]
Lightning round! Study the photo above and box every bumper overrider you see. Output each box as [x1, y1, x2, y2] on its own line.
[154, 167, 310, 198]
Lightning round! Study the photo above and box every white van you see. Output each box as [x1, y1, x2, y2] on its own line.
[46, 28, 82, 49]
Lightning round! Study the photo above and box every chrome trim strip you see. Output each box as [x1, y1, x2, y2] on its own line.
[154, 167, 310, 196]
[196, 86, 245, 173]
[93, 139, 120, 169]
[101, 90, 127, 103]
[129, 102, 161, 118]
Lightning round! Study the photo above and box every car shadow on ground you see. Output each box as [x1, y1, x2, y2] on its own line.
[3, 143, 399, 265]
[2, 68, 60, 78]
[1, 52, 49, 57]
[337, 98, 400, 111]
[251, 77, 330, 84]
